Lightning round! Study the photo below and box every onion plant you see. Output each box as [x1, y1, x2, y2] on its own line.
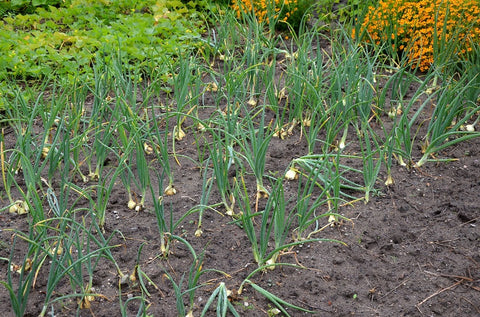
[205, 9, 242, 70]
[89, 119, 130, 231]
[149, 166, 202, 256]
[262, 65, 287, 139]
[171, 56, 198, 142]
[163, 236, 209, 317]
[206, 138, 237, 216]
[121, 243, 160, 308]
[93, 166, 119, 232]
[131, 129, 151, 211]
[415, 74, 480, 167]
[390, 73, 438, 167]
[45, 179, 122, 313]
[384, 69, 480, 168]
[368, 113, 400, 186]
[235, 102, 273, 208]
[111, 106, 142, 211]
[292, 153, 363, 212]
[83, 60, 115, 181]
[321, 28, 380, 154]
[65, 81, 90, 183]
[4, 88, 63, 216]
[1, 131, 16, 209]
[235, 174, 324, 268]
[290, 164, 346, 241]
[33, 89, 69, 183]
[237, 263, 322, 316]
[375, 66, 425, 168]
[200, 282, 239, 317]
[242, 279, 315, 317]
[149, 169, 169, 256]
[354, 58, 382, 202]
[284, 24, 328, 139]
[112, 59, 157, 207]
[192, 158, 216, 237]
[203, 109, 239, 216]
[307, 99, 342, 154]
[2, 233, 45, 317]
[149, 108, 176, 197]
[235, 173, 276, 267]
[355, 123, 383, 203]
[36, 216, 120, 317]
[296, 62, 331, 153]
[3, 189, 121, 317]
[15, 150, 46, 229]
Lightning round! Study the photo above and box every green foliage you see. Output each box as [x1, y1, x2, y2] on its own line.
[0, 0, 68, 16]
[287, 0, 318, 30]
[336, 0, 377, 23]
[0, 0, 207, 83]
[1, 3, 479, 316]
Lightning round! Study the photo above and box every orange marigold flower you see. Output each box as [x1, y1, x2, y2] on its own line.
[232, 0, 302, 26]
[357, 0, 480, 71]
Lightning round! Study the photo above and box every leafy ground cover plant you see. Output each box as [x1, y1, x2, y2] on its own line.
[0, 0, 66, 16]
[0, 0, 208, 89]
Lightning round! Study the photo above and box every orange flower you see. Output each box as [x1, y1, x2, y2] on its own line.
[232, 0, 300, 25]
[355, 0, 480, 71]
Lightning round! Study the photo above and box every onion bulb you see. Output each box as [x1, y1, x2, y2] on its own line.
[9, 200, 29, 215]
[205, 82, 218, 92]
[41, 147, 50, 159]
[197, 123, 206, 132]
[328, 214, 337, 225]
[284, 168, 298, 181]
[128, 199, 136, 210]
[273, 126, 287, 139]
[164, 184, 177, 196]
[247, 98, 257, 107]
[384, 174, 394, 186]
[302, 117, 311, 127]
[276, 87, 286, 101]
[175, 126, 186, 141]
[143, 142, 154, 155]
[265, 258, 276, 270]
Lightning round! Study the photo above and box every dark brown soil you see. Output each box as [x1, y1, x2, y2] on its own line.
[1, 43, 480, 317]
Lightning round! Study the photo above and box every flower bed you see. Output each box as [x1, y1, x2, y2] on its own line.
[355, 0, 480, 71]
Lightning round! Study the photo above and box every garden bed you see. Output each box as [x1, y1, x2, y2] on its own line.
[1, 2, 479, 317]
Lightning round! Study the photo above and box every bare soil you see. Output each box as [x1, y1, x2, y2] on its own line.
[1, 41, 479, 317]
